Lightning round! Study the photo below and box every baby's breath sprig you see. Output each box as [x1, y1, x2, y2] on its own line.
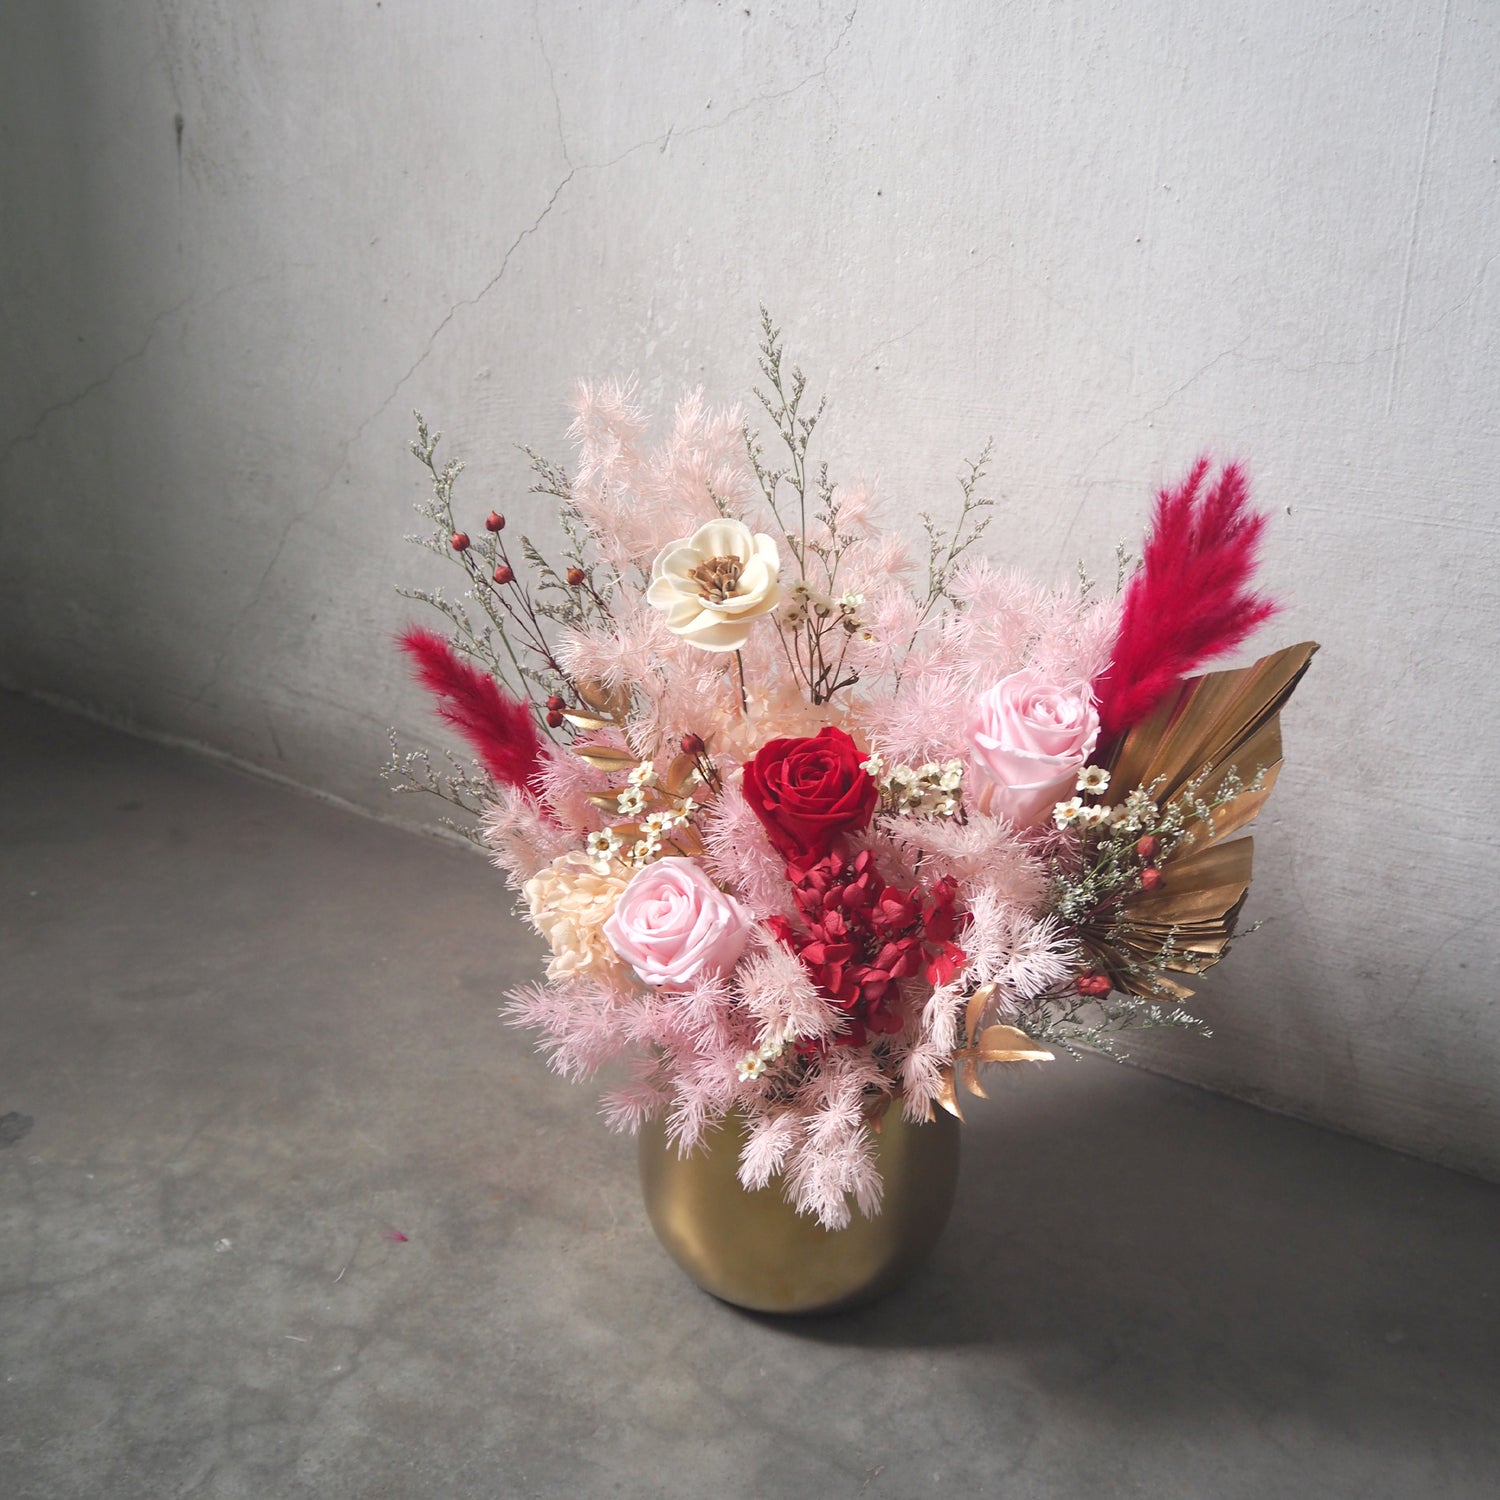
[918, 440, 995, 616]
[380, 730, 490, 846]
[861, 753, 966, 820]
[744, 310, 873, 708]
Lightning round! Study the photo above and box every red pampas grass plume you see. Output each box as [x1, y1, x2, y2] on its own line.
[1095, 459, 1279, 739]
[397, 626, 546, 797]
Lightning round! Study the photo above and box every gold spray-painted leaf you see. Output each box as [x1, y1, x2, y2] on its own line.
[1108, 641, 1317, 811]
[562, 712, 609, 733]
[571, 744, 639, 773]
[574, 677, 633, 722]
[963, 983, 997, 1049]
[662, 753, 702, 798]
[1088, 641, 1318, 995]
[935, 1066, 965, 1120]
[970, 1024, 1054, 1063]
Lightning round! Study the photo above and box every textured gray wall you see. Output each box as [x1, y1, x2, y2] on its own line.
[2, 2, 1497, 1176]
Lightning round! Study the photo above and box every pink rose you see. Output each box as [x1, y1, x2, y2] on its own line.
[602, 857, 752, 989]
[965, 670, 1100, 828]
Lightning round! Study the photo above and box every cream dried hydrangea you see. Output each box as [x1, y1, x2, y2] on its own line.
[522, 852, 630, 981]
[646, 518, 781, 652]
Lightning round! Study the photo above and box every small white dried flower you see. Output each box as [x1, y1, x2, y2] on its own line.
[1076, 765, 1111, 794]
[585, 828, 624, 867]
[627, 760, 658, 788]
[860, 752, 886, 778]
[736, 1051, 766, 1082]
[616, 786, 646, 816]
[1053, 796, 1085, 830]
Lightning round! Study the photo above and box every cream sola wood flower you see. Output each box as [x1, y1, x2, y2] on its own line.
[646, 519, 782, 652]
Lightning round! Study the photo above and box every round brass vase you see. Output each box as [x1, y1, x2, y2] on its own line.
[637, 1108, 960, 1315]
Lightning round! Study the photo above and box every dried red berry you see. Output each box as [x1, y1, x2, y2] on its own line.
[493, 564, 514, 585]
[681, 732, 706, 756]
[1136, 834, 1160, 860]
[1139, 866, 1164, 892]
[485, 512, 505, 532]
[545, 709, 564, 728]
[566, 566, 585, 586]
[450, 531, 470, 552]
[1074, 971, 1112, 997]
[546, 695, 565, 712]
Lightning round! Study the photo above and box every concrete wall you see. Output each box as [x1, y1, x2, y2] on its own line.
[3, 2, 1497, 1176]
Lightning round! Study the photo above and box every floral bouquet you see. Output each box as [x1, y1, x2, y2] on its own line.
[391, 314, 1315, 1230]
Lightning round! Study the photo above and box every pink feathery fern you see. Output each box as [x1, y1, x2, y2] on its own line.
[397, 627, 546, 796]
[1095, 459, 1278, 739]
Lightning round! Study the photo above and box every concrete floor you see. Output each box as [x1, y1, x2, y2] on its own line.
[2, 695, 1498, 1499]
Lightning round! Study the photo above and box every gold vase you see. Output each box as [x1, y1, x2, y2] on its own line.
[637, 1107, 960, 1315]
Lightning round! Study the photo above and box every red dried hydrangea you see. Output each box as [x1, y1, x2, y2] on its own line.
[765, 848, 967, 1048]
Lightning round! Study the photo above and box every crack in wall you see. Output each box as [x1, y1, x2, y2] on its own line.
[329, 0, 863, 454]
[1385, 0, 1454, 418]
[533, 0, 573, 169]
[0, 296, 193, 470]
[155, 4, 867, 703]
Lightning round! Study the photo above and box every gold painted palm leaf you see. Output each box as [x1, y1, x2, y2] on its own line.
[1088, 640, 1318, 996]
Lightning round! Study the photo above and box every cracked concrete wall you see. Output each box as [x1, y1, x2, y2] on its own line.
[2, 2, 1498, 1178]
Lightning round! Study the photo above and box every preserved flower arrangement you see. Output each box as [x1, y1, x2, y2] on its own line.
[389, 312, 1315, 1231]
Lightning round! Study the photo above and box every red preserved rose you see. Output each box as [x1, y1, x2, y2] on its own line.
[742, 725, 878, 860]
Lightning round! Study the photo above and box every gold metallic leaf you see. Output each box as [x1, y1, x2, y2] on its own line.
[562, 712, 609, 732]
[963, 983, 997, 1049]
[574, 677, 633, 723]
[962, 1059, 988, 1098]
[572, 744, 639, 773]
[1132, 839, 1254, 924]
[970, 1024, 1054, 1063]
[662, 752, 702, 798]
[1092, 641, 1318, 992]
[1109, 641, 1317, 802]
[935, 1066, 965, 1120]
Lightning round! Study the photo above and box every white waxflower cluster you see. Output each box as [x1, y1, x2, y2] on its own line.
[735, 1036, 786, 1083]
[779, 580, 873, 640]
[1076, 765, 1111, 795]
[593, 789, 699, 869]
[861, 753, 964, 818]
[1054, 779, 1157, 834]
[1107, 785, 1160, 831]
[585, 827, 625, 867]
